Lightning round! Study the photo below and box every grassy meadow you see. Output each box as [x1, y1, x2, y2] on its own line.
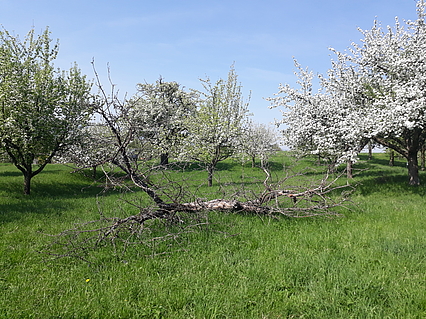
[1, 152, 426, 318]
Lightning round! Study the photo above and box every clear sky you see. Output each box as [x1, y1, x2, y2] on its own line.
[0, 0, 419, 126]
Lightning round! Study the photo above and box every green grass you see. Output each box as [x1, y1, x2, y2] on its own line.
[1, 153, 426, 318]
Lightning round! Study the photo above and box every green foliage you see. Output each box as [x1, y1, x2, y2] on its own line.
[1, 154, 426, 318]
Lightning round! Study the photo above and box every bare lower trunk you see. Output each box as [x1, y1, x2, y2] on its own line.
[421, 145, 425, 171]
[389, 150, 394, 166]
[23, 172, 32, 195]
[207, 164, 214, 187]
[346, 160, 353, 179]
[407, 151, 420, 186]
[368, 142, 373, 160]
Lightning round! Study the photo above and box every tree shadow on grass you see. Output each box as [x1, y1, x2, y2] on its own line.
[354, 167, 426, 197]
[0, 167, 121, 224]
[0, 199, 72, 223]
[356, 177, 426, 197]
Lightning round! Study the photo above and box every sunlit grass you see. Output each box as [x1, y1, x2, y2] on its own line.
[1, 153, 426, 318]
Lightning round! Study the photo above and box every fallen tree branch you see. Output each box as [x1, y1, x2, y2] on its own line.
[40, 69, 356, 264]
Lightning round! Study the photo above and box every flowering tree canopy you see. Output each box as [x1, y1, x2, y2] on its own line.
[239, 121, 279, 168]
[55, 123, 117, 177]
[130, 79, 196, 165]
[270, 0, 426, 185]
[0, 27, 93, 194]
[182, 65, 250, 186]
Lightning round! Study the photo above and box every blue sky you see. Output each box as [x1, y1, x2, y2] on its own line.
[0, 0, 418, 125]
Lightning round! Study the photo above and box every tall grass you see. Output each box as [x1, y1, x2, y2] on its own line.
[1, 153, 426, 318]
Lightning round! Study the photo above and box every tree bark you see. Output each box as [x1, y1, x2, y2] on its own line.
[389, 150, 394, 166]
[23, 172, 32, 195]
[346, 160, 353, 179]
[421, 145, 425, 171]
[207, 164, 214, 187]
[407, 150, 420, 186]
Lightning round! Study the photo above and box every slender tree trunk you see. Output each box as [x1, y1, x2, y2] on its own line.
[23, 172, 32, 195]
[346, 160, 353, 179]
[407, 150, 420, 186]
[207, 164, 214, 187]
[421, 145, 425, 171]
[368, 141, 373, 160]
[389, 150, 395, 166]
[251, 156, 256, 168]
[92, 165, 97, 179]
[160, 153, 169, 166]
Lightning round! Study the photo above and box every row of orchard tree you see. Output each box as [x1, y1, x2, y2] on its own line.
[3, 0, 426, 195]
[269, 0, 426, 185]
[62, 69, 278, 188]
[0, 27, 278, 195]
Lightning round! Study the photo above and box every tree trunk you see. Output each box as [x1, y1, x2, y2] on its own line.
[160, 153, 169, 166]
[407, 150, 420, 186]
[207, 164, 214, 187]
[346, 160, 353, 179]
[389, 150, 395, 166]
[251, 156, 256, 168]
[23, 172, 32, 195]
[421, 145, 425, 171]
[368, 141, 373, 160]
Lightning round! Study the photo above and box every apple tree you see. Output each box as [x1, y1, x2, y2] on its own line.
[270, 0, 426, 185]
[0, 27, 93, 194]
[181, 66, 250, 186]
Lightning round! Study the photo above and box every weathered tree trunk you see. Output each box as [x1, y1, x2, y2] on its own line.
[23, 172, 32, 195]
[251, 156, 256, 168]
[207, 164, 214, 187]
[346, 160, 353, 179]
[407, 150, 420, 185]
[421, 145, 425, 171]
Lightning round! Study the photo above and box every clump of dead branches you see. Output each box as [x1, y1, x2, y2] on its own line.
[41, 160, 354, 264]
